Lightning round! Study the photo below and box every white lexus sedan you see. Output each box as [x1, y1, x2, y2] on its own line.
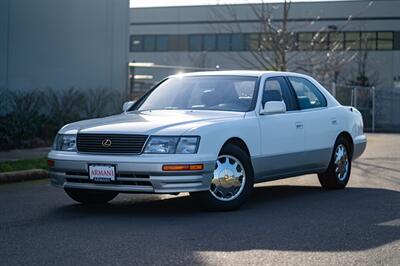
[48, 71, 366, 210]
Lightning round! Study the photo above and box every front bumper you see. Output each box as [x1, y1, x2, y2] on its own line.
[48, 151, 215, 194]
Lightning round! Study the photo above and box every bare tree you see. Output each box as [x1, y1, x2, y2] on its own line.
[348, 33, 379, 87]
[210, 0, 296, 71]
[208, 0, 375, 85]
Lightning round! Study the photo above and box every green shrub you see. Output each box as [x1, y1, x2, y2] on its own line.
[0, 89, 47, 149]
[0, 158, 48, 173]
[0, 88, 126, 150]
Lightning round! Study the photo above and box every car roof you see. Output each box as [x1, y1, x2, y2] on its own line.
[171, 70, 311, 79]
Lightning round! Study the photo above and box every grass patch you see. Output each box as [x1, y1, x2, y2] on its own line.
[0, 158, 47, 173]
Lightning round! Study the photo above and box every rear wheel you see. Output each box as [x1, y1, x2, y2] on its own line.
[191, 144, 254, 211]
[64, 188, 118, 204]
[318, 137, 352, 189]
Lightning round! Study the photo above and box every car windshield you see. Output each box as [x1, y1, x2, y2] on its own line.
[136, 76, 258, 112]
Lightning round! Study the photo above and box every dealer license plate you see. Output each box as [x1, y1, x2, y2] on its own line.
[88, 165, 116, 182]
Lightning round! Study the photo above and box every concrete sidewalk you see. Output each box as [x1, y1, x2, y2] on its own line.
[0, 147, 50, 162]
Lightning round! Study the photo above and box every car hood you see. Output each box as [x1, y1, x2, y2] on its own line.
[59, 110, 245, 135]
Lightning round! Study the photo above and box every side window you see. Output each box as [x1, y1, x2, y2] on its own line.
[287, 77, 327, 109]
[262, 77, 297, 111]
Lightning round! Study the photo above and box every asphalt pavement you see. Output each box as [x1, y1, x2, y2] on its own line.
[0, 134, 399, 265]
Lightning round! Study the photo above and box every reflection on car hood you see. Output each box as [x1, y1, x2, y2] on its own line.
[59, 110, 245, 135]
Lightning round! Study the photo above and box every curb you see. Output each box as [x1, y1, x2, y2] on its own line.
[0, 169, 48, 184]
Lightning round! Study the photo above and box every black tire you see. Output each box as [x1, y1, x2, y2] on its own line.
[64, 188, 118, 204]
[318, 137, 352, 189]
[190, 144, 254, 211]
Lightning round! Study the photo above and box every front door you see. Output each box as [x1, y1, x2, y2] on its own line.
[256, 76, 306, 179]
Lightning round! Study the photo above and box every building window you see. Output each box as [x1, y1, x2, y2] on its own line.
[143, 35, 156, 51]
[231, 34, 245, 51]
[377, 32, 393, 50]
[360, 32, 377, 50]
[246, 34, 259, 50]
[217, 34, 231, 51]
[298, 32, 313, 50]
[204, 34, 217, 51]
[260, 34, 274, 50]
[189, 35, 202, 51]
[345, 32, 360, 50]
[156, 35, 169, 51]
[312, 32, 328, 50]
[328, 32, 344, 50]
[298, 32, 328, 50]
[169, 35, 188, 51]
[130, 31, 395, 53]
[394, 32, 400, 50]
[130, 35, 143, 52]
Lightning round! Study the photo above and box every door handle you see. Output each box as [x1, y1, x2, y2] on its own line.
[295, 122, 303, 129]
[331, 118, 338, 125]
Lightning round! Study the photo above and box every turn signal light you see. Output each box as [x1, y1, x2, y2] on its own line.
[162, 164, 204, 171]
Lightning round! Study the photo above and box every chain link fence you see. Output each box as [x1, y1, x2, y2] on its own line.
[374, 88, 400, 132]
[326, 83, 400, 133]
[333, 84, 374, 131]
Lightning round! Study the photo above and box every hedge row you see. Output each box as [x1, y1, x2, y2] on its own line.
[0, 88, 127, 150]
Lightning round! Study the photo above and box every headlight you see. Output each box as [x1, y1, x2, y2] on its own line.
[176, 137, 200, 154]
[53, 134, 77, 151]
[144, 136, 200, 154]
[143, 136, 179, 154]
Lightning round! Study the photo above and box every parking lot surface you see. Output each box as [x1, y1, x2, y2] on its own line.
[0, 134, 399, 265]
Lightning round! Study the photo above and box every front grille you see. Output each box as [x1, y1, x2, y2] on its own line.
[77, 134, 148, 154]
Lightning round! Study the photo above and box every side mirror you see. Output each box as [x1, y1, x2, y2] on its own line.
[122, 101, 136, 112]
[260, 101, 286, 115]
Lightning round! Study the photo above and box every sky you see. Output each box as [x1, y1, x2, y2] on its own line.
[129, 0, 345, 8]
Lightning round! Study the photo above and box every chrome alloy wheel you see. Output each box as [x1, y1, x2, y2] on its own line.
[334, 144, 349, 181]
[210, 155, 246, 201]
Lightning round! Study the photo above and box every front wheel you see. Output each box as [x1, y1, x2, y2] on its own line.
[190, 144, 254, 211]
[64, 188, 118, 204]
[318, 137, 352, 189]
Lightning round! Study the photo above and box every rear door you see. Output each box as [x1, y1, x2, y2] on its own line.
[286, 76, 337, 170]
[256, 76, 306, 179]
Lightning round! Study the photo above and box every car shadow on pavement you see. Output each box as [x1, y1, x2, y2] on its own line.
[51, 185, 400, 253]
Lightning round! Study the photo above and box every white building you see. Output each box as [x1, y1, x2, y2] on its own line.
[129, 0, 400, 89]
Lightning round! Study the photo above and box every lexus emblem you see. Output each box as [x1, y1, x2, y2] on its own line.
[101, 139, 112, 147]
